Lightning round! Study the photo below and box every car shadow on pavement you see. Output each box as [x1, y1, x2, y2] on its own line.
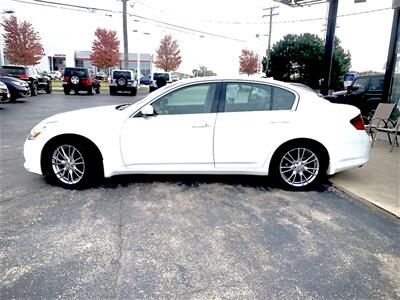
[99, 174, 330, 192]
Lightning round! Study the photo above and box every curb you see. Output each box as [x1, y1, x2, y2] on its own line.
[330, 181, 400, 219]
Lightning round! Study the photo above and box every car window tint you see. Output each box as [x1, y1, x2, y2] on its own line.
[64, 68, 87, 77]
[224, 83, 272, 112]
[113, 71, 131, 79]
[152, 83, 216, 115]
[271, 87, 296, 110]
[368, 77, 384, 91]
[352, 78, 369, 91]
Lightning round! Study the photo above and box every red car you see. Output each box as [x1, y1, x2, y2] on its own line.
[62, 67, 100, 95]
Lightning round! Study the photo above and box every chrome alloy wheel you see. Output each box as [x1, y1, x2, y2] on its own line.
[279, 147, 319, 187]
[51, 145, 85, 185]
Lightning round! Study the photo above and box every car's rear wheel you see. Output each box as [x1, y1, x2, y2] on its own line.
[271, 142, 327, 190]
[109, 87, 116, 95]
[131, 87, 137, 96]
[46, 81, 52, 94]
[95, 85, 100, 94]
[64, 88, 70, 95]
[88, 85, 94, 95]
[43, 141, 98, 189]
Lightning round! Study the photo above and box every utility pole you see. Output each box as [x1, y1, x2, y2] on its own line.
[122, 0, 129, 70]
[262, 6, 279, 77]
[320, 0, 339, 96]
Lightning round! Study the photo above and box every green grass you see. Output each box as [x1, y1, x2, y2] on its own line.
[51, 80, 148, 93]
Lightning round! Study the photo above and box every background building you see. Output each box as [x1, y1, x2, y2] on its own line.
[74, 51, 152, 75]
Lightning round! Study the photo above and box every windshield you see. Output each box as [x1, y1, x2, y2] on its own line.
[0, 66, 26, 75]
[64, 68, 87, 77]
[113, 71, 131, 79]
[153, 73, 170, 81]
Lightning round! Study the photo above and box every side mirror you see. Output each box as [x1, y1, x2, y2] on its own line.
[348, 85, 359, 92]
[141, 104, 154, 117]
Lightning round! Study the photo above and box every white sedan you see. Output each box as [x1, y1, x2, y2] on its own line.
[24, 77, 371, 190]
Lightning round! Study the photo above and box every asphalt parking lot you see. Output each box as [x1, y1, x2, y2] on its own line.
[1, 91, 399, 299]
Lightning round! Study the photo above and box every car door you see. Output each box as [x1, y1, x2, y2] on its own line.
[120, 82, 219, 170]
[213, 82, 297, 169]
[346, 77, 370, 115]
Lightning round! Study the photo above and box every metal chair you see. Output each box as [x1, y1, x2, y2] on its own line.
[364, 103, 395, 141]
[373, 116, 400, 152]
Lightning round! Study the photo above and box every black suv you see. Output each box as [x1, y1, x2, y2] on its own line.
[62, 67, 100, 95]
[109, 70, 138, 96]
[325, 74, 384, 117]
[0, 65, 52, 96]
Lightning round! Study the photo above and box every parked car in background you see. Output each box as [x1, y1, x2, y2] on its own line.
[324, 74, 384, 118]
[96, 71, 107, 81]
[62, 67, 100, 95]
[149, 72, 172, 92]
[109, 69, 138, 96]
[140, 74, 151, 85]
[0, 81, 10, 101]
[48, 71, 62, 80]
[24, 77, 370, 190]
[0, 76, 30, 101]
[0, 65, 52, 96]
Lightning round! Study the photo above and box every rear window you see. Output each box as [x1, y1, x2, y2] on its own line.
[64, 68, 87, 77]
[113, 71, 131, 79]
[0, 66, 26, 75]
[153, 73, 170, 81]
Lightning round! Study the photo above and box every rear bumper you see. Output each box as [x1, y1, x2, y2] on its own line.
[328, 135, 371, 175]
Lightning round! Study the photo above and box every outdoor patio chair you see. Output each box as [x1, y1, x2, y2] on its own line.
[364, 103, 395, 140]
[372, 116, 400, 152]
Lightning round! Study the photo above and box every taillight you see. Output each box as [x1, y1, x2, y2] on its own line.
[19, 74, 28, 79]
[81, 78, 90, 86]
[63, 76, 69, 82]
[350, 114, 365, 130]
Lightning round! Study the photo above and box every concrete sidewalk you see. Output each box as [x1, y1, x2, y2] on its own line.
[330, 140, 400, 217]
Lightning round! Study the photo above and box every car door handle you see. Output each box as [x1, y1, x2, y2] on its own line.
[192, 124, 210, 128]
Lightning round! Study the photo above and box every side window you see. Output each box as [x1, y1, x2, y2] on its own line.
[368, 77, 384, 91]
[352, 78, 369, 91]
[152, 83, 217, 115]
[271, 87, 296, 110]
[224, 83, 272, 112]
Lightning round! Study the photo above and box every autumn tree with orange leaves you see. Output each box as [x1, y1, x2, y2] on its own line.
[90, 28, 120, 69]
[1, 16, 45, 65]
[154, 35, 182, 72]
[239, 49, 259, 76]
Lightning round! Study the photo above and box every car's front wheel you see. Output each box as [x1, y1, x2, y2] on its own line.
[43, 141, 98, 189]
[31, 82, 38, 96]
[271, 142, 327, 191]
[46, 81, 52, 94]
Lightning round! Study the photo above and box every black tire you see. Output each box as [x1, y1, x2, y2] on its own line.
[131, 87, 137, 96]
[31, 82, 38, 96]
[46, 81, 52, 94]
[270, 141, 327, 191]
[109, 87, 116, 95]
[42, 140, 101, 189]
[64, 88, 70, 95]
[88, 85, 94, 95]
[95, 85, 100, 94]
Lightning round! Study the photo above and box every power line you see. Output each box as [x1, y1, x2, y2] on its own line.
[10, 0, 248, 42]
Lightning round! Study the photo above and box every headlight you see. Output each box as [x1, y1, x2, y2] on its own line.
[27, 121, 58, 140]
[0, 82, 7, 89]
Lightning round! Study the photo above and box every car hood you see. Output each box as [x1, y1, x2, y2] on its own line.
[39, 104, 127, 128]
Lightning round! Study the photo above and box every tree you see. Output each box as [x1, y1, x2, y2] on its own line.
[239, 49, 259, 75]
[1, 16, 45, 65]
[262, 33, 351, 90]
[154, 34, 182, 72]
[90, 28, 120, 69]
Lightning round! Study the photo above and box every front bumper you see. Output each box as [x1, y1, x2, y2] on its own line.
[23, 138, 46, 175]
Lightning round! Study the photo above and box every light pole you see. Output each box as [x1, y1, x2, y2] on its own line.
[122, 0, 129, 70]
